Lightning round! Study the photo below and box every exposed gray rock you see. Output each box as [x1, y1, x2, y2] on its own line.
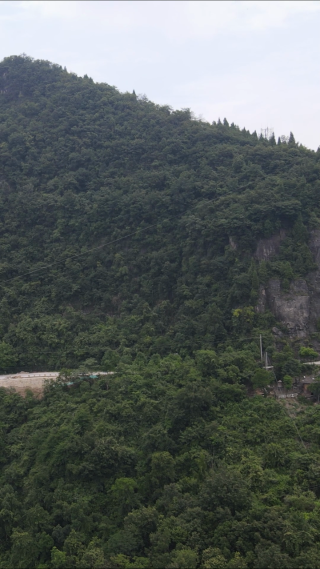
[290, 278, 309, 295]
[308, 230, 320, 331]
[256, 230, 320, 338]
[255, 230, 286, 261]
[267, 278, 309, 338]
[229, 236, 237, 250]
[255, 230, 320, 339]
[256, 285, 266, 313]
[272, 327, 284, 337]
[309, 273, 320, 331]
[310, 229, 320, 266]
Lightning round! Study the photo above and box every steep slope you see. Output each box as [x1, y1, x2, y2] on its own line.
[0, 55, 319, 372]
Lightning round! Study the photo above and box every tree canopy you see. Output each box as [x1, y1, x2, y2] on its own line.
[0, 357, 319, 568]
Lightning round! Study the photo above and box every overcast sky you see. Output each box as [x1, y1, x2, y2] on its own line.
[1, 1, 319, 149]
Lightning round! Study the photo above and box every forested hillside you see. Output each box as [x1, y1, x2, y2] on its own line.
[2, 362, 320, 569]
[0, 55, 319, 371]
[1, 55, 320, 568]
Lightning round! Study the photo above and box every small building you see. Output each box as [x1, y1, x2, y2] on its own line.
[301, 376, 315, 393]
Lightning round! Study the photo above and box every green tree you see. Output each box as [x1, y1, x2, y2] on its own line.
[299, 346, 318, 361]
[252, 368, 273, 390]
[0, 342, 17, 372]
[273, 347, 301, 379]
[308, 378, 320, 402]
[195, 350, 218, 377]
[51, 547, 67, 569]
[110, 478, 139, 520]
[169, 547, 198, 569]
[283, 374, 293, 391]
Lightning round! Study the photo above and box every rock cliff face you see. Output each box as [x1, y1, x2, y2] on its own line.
[254, 230, 286, 261]
[266, 278, 309, 338]
[256, 230, 320, 339]
[309, 231, 320, 331]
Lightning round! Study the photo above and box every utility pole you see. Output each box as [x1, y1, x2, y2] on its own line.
[265, 351, 268, 369]
[260, 334, 263, 362]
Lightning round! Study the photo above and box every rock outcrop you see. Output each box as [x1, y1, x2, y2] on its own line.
[256, 230, 320, 339]
[255, 230, 286, 261]
[308, 230, 320, 332]
[266, 278, 309, 338]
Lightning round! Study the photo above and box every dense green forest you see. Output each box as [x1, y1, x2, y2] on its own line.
[0, 55, 319, 371]
[2, 360, 320, 568]
[1, 55, 320, 567]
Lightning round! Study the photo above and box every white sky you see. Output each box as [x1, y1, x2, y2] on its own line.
[0, 1, 319, 149]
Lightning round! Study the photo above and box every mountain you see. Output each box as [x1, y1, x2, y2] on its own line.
[0, 55, 320, 568]
[0, 55, 319, 372]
